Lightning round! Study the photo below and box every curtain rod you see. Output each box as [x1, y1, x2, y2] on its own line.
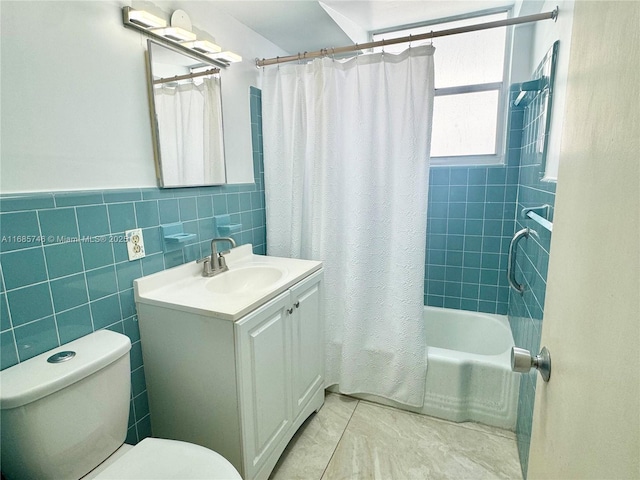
[256, 7, 558, 67]
[153, 68, 220, 85]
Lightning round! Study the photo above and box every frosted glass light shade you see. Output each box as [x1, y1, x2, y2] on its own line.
[127, 9, 167, 28]
[208, 51, 242, 63]
[182, 40, 222, 54]
[151, 27, 197, 42]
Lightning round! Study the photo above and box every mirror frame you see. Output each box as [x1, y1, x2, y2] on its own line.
[145, 39, 227, 188]
[538, 41, 559, 180]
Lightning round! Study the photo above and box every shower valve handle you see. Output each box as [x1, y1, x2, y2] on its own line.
[511, 346, 551, 382]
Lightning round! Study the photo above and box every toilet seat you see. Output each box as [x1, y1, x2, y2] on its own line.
[91, 438, 242, 479]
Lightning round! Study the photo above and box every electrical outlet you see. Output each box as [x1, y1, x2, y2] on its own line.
[126, 228, 146, 261]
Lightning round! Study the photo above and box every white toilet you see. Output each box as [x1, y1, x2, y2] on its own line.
[0, 330, 242, 480]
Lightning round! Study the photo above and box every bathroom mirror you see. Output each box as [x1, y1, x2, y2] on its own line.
[146, 40, 226, 187]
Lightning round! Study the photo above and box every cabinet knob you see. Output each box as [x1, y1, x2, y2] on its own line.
[294, 301, 300, 308]
[287, 307, 294, 315]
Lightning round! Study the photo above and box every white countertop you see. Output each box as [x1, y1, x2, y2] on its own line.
[134, 245, 322, 321]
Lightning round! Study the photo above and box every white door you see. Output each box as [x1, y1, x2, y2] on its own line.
[528, 2, 639, 478]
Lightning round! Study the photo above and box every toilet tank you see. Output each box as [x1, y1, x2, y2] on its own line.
[0, 330, 132, 480]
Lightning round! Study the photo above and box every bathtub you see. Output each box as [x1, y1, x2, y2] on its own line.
[354, 306, 520, 430]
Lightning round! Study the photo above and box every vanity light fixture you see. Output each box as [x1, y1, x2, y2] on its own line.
[122, 6, 242, 67]
[182, 40, 222, 54]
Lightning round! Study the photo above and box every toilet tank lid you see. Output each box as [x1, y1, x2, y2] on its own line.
[0, 330, 131, 410]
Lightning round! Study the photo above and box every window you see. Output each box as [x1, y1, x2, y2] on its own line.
[372, 11, 511, 165]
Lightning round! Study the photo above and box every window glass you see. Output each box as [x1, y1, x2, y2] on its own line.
[372, 11, 509, 162]
[430, 90, 500, 157]
[373, 13, 507, 88]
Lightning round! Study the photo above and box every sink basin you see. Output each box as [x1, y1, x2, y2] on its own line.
[206, 265, 286, 294]
[134, 244, 322, 320]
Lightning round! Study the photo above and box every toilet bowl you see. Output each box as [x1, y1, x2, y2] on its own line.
[0, 330, 241, 480]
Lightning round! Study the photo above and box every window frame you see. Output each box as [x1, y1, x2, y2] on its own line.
[371, 7, 514, 167]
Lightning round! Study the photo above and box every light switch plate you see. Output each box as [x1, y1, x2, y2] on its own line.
[126, 228, 146, 261]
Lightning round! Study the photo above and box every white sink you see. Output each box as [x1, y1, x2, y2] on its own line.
[205, 265, 287, 294]
[134, 244, 322, 321]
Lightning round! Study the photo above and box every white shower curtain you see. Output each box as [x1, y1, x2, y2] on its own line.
[262, 45, 434, 407]
[154, 77, 225, 186]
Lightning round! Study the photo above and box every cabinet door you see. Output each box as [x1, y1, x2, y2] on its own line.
[236, 292, 292, 479]
[290, 270, 324, 419]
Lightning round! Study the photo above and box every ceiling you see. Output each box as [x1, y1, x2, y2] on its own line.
[214, 0, 515, 54]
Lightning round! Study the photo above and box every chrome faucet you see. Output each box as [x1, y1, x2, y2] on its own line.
[197, 237, 237, 277]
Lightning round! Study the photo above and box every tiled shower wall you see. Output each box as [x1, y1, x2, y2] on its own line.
[507, 84, 556, 476]
[0, 87, 266, 444]
[424, 110, 524, 315]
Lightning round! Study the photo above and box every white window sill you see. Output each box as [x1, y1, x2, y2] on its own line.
[430, 154, 505, 167]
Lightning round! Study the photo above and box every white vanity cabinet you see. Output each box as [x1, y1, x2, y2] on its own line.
[236, 271, 323, 478]
[136, 261, 324, 480]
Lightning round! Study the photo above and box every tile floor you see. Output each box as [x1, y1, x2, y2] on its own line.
[270, 393, 522, 480]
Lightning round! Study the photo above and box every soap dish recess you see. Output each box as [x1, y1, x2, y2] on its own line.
[164, 233, 196, 244]
[214, 214, 241, 236]
[161, 223, 196, 244]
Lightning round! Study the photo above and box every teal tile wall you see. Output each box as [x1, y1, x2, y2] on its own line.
[507, 81, 556, 477]
[0, 89, 266, 444]
[424, 109, 523, 314]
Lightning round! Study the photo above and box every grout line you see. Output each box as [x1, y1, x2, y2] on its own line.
[35, 210, 61, 347]
[319, 397, 360, 480]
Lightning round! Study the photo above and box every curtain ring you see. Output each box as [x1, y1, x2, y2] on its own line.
[331, 47, 335, 61]
[409, 34, 412, 49]
[381, 38, 385, 55]
[429, 30, 434, 46]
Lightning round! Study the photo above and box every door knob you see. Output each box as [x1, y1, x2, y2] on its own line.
[511, 346, 551, 382]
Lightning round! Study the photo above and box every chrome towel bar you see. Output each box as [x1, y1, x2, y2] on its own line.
[507, 227, 530, 294]
[521, 205, 553, 232]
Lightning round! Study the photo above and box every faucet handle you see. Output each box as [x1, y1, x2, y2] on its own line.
[197, 257, 213, 277]
[217, 254, 228, 270]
